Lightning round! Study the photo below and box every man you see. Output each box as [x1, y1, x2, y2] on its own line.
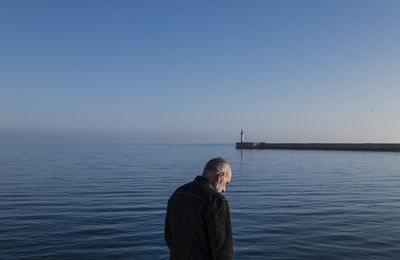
[165, 157, 233, 260]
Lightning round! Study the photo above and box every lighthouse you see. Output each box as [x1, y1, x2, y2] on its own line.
[240, 130, 244, 143]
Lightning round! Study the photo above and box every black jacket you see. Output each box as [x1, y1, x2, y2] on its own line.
[165, 176, 233, 260]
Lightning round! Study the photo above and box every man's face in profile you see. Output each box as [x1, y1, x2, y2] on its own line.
[215, 166, 232, 193]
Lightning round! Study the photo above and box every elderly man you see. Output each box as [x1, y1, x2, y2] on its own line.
[165, 157, 233, 260]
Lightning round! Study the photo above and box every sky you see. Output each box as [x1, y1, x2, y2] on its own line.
[1, 0, 400, 143]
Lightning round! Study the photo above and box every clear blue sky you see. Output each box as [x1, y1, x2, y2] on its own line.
[1, 0, 400, 143]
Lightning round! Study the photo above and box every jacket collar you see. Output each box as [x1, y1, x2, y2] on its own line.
[194, 175, 218, 192]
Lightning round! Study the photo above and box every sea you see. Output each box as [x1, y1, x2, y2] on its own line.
[1, 143, 400, 259]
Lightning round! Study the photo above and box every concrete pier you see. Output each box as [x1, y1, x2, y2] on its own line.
[236, 142, 400, 152]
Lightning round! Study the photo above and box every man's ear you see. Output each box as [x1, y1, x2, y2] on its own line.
[217, 172, 225, 182]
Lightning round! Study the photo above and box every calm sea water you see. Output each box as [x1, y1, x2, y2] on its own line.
[1, 143, 400, 259]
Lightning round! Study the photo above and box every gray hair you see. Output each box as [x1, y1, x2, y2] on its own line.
[202, 157, 230, 175]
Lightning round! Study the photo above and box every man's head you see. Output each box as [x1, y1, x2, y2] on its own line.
[202, 157, 232, 193]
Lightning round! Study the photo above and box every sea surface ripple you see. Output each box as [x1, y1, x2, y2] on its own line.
[1, 144, 400, 259]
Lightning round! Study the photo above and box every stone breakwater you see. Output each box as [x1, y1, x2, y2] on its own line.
[236, 142, 400, 152]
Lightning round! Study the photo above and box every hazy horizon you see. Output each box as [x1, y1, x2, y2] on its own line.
[1, 0, 400, 144]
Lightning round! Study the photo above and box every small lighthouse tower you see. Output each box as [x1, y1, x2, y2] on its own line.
[240, 130, 244, 143]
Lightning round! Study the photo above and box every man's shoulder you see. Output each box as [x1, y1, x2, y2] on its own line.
[210, 192, 229, 210]
[172, 180, 197, 196]
[171, 180, 209, 197]
[169, 179, 225, 205]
